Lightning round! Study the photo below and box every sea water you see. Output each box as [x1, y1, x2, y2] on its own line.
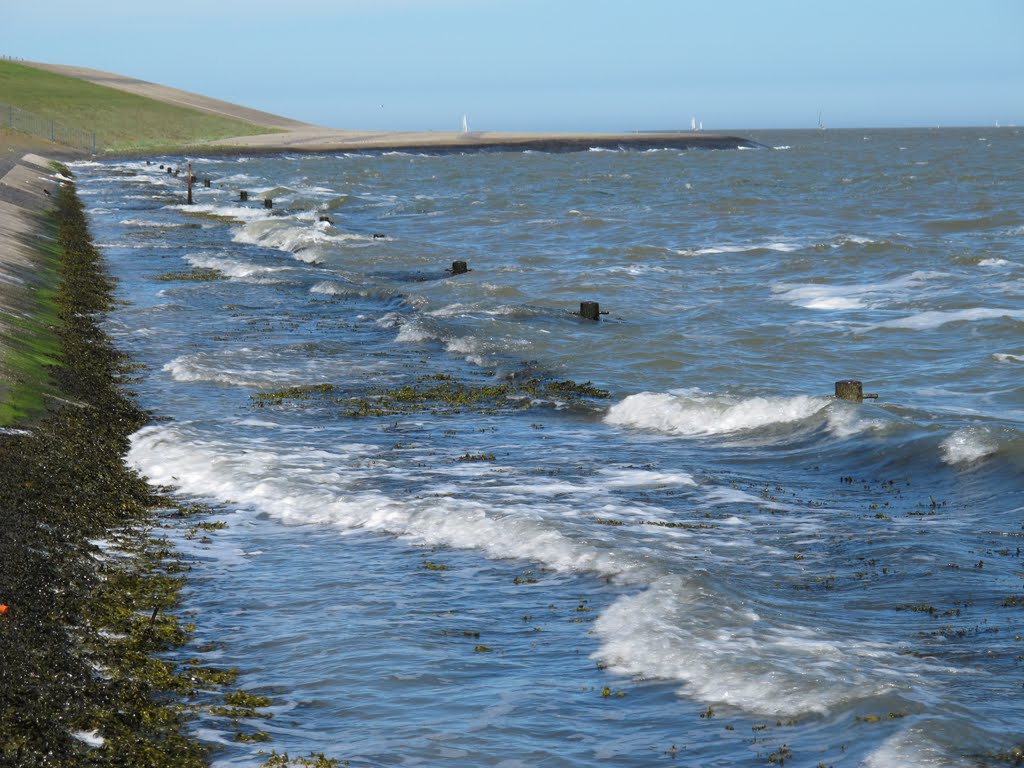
[75, 128, 1024, 767]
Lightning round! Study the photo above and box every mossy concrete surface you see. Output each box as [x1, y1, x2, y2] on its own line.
[0, 152, 65, 426]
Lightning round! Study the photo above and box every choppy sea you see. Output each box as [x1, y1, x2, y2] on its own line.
[75, 127, 1024, 767]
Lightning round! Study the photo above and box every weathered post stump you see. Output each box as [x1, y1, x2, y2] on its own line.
[579, 301, 601, 321]
[318, 215, 332, 223]
[835, 380, 863, 402]
[203, 178, 211, 188]
[451, 260, 469, 275]
[835, 380, 878, 402]
[239, 190, 249, 202]
[264, 198, 273, 209]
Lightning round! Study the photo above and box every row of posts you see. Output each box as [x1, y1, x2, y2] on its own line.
[166, 161, 878, 405]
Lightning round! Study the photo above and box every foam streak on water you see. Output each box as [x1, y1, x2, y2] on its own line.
[77, 129, 1024, 767]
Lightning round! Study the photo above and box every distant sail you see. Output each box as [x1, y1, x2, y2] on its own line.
[691, 116, 696, 131]
[462, 114, 469, 133]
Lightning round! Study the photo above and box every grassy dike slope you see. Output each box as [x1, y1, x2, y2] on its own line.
[0, 60, 277, 153]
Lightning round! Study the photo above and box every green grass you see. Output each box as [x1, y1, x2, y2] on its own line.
[0, 61, 277, 152]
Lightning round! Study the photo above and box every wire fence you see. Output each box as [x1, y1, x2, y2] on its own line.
[1, 102, 96, 154]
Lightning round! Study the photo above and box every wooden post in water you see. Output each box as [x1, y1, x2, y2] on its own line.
[240, 190, 249, 202]
[318, 215, 332, 223]
[186, 162, 193, 205]
[264, 198, 273, 209]
[835, 380, 879, 403]
[203, 178, 211, 188]
[835, 380, 863, 402]
[579, 301, 601, 321]
[451, 260, 468, 275]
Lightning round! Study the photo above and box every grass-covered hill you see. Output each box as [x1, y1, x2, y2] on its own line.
[0, 60, 275, 153]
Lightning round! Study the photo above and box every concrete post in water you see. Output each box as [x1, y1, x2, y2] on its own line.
[264, 198, 273, 209]
[203, 178, 211, 188]
[579, 301, 601, 321]
[451, 260, 468, 275]
[834, 380, 879, 403]
[186, 162, 193, 205]
[240, 190, 249, 202]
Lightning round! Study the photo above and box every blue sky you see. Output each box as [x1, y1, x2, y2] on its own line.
[5, 1, 1022, 131]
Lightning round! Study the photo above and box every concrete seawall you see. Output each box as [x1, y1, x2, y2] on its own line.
[0, 153, 63, 418]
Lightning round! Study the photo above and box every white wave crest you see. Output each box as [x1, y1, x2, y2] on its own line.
[120, 218, 188, 228]
[868, 307, 1024, 331]
[604, 391, 829, 436]
[233, 218, 373, 257]
[592, 575, 911, 716]
[861, 730, 973, 768]
[184, 253, 291, 279]
[163, 348, 339, 388]
[773, 271, 945, 311]
[940, 427, 998, 465]
[166, 202, 270, 221]
[127, 424, 643, 579]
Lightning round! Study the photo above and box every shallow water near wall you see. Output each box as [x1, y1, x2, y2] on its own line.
[78, 128, 1024, 766]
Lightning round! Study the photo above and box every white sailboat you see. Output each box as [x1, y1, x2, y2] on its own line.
[462, 114, 469, 133]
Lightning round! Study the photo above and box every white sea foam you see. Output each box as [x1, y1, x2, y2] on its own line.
[868, 307, 1024, 331]
[773, 271, 945, 311]
[167, 202, 270, 221]
[591, 575, 914, 716]
[604, 390, 830, 437]
[127, 425, 645, 579]
[940, 427, 998, 465]
[861, 730, 972, 768]
[993, 352, 1024, 363]
[72, 730, 105, 748]
[395, 321, 437, 344]
[596, 468, 696, 488]
[233, 218, 374, 257]
[163, 348, 344, 388]
[184, 252, 292, 279]
[684, 234, 887, 258]
[120, 218, 188, 228]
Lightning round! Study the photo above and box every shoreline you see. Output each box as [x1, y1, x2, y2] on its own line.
[19, 61, 764, 156]
[0, 151, 297, 765]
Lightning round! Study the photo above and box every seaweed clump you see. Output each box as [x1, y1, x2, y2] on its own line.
[250, 373, 610, 418]
[0, 174, 209, 765]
